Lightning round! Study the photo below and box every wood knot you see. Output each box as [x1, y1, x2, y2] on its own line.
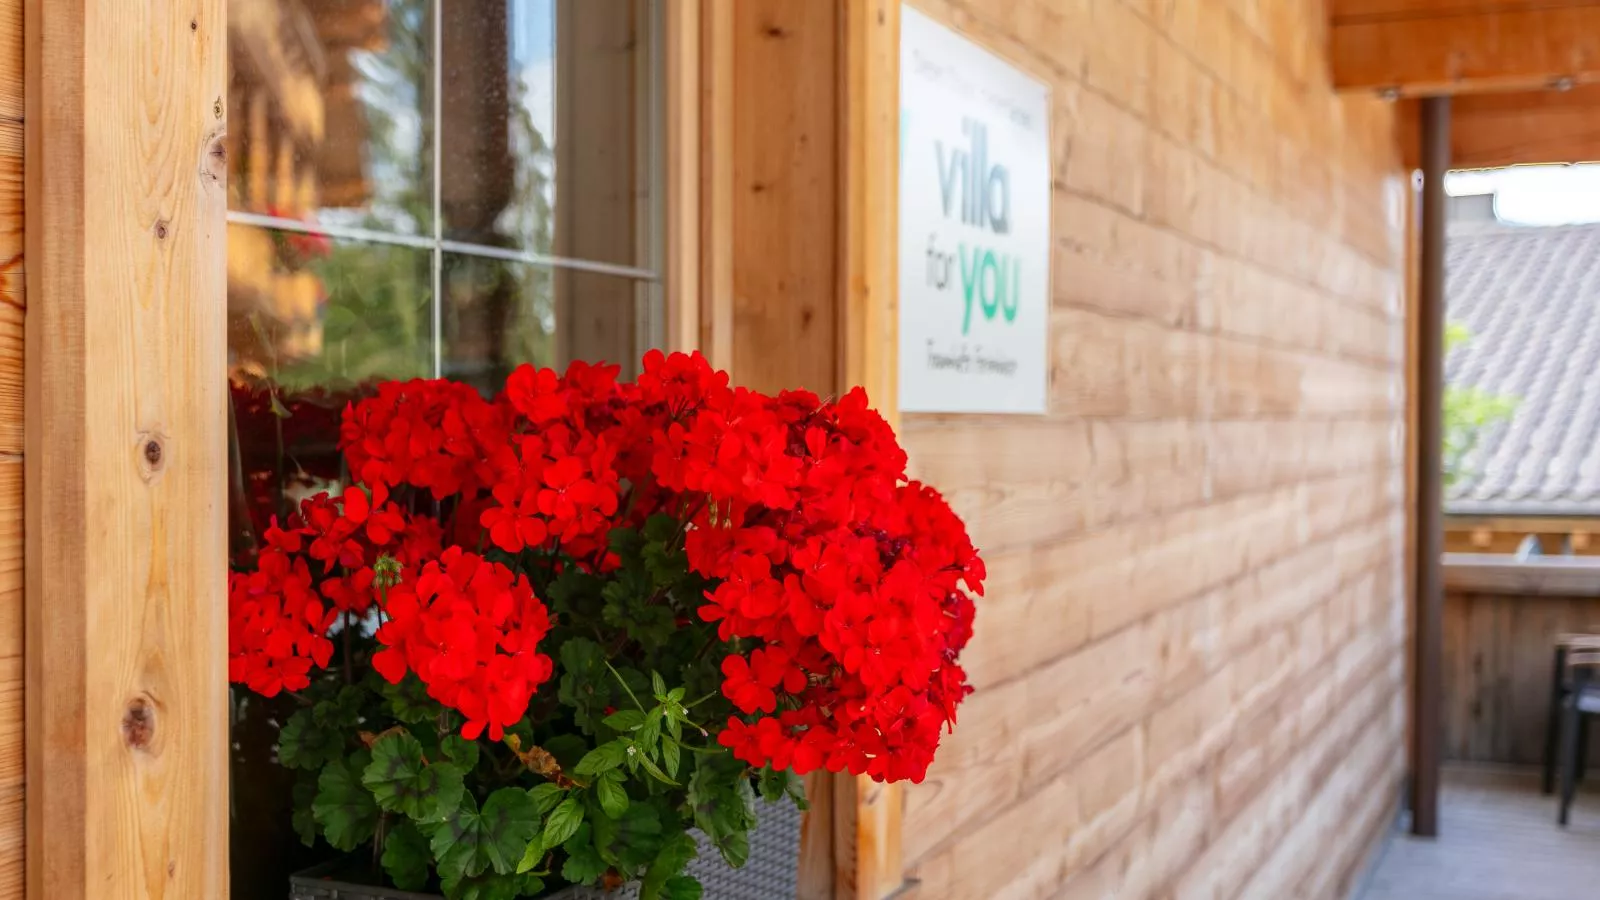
[763, 24, 786, 38]
[200, 126, 228, 189]
[122, 697, 155, 751]
[213, 97, 223, 119]
[190, 19, 198, 31]
[152, 219, 169, 240]
[136, 431, 167, 481]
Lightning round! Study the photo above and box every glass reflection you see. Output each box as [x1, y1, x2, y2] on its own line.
[441, 259, 649, 394]
[226, 0, 434, 234]
[441, 0, 654, 267]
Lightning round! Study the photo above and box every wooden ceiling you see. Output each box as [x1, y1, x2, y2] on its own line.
[1331, 2, 1600, 166]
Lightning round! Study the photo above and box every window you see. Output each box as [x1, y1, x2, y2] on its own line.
[224, 3, 662, 895]
[226, 0, 663, 395]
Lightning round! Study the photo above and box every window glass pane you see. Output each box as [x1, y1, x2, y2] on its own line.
[440, 0, 656, 268]
[442, 256, 650, 393]
[228, 225, 433, 391]
[227, 0, 434, 235]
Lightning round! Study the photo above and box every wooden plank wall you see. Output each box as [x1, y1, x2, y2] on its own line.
[1443, 588, 1600, 767]
[897, 2, 1410, 897]
[0, 0, 19, 893]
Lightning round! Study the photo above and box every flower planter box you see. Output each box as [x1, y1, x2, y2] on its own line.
[288, 800, 801, 900]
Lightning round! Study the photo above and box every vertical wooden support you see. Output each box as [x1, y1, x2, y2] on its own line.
[1412, 95, 1450, 839]
[665, 0, 702, 354]
[835, 2, 904, 898]
[698, 0, 734, 371]
[25, 1, 229, 896]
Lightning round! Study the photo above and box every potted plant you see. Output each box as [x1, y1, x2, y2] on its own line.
[228, 351, 985, 899]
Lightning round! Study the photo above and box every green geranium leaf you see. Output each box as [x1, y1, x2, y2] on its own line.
[382, 675, 436, 725]
[574, 739, 630, 777]
[279, 708, 342, 771]
[291, 775, 318, 847]
[312, 751, 379, 852]
[604, 709, 646, 732]
[558, 639, 610, 731]
[543, 797, 585, 847]
[688, 755, 757, 868]
[643, 514, 679, 544]
[364, 732, 465, 822]
[662, 876, 704, 900]
[561, 823, 608, 885]
[640, 832, 698, 900]
[381, 820, 432, 892]
[441, 734, 481, 771]
[527, 783, 566, 816]
[612, 802, 666, 870]
[596, 771, 629, 819]
[757, 766, 806, 809]
[432, 788, 541, 880]
[757, 766, 786, 803]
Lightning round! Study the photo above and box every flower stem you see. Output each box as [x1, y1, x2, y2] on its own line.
[604, 659, 647, 711]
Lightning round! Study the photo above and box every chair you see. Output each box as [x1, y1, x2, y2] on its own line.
[1542, 633, 1600, 797]
[1559, 647, 1600, 826]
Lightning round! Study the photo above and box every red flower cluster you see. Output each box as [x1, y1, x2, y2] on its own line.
[228, 350, 980, 782]
[228, 547, 334, 696]
[228, 483, 445, 696]
[372, 547, 554, 740]
[670, 387, 983, 784]
[341, 379, 510, 500]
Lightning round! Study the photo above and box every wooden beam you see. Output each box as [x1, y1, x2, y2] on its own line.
[25, 2, 229, 897]
[1333, 0, 1600, 24]
[834, 1, 904, 899]
[1444, 553, 1600, 595]
[699, 0, 733, 371]
[665, 0, 701, 354]
[1331, 3, 1600, 96]
[1446, 514, 1600, 534]
[1397, 84, 1600, 168]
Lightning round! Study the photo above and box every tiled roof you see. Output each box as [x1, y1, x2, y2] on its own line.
[1445, 219, 1600, 516]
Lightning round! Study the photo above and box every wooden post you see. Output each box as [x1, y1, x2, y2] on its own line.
[835, 1, 904, 898]
[1412, 94, 1450, 839]
[24, 1, 229, 896]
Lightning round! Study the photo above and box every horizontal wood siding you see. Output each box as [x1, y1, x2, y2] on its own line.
[0, 0, 18, 893]
[899, 1, 1409, 897]
[1443, 588, 1600, 767]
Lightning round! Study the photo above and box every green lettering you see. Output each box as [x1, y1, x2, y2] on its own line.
[980, 250, 1000, 319]
[959, 244, 979, 335]
[1002, 257, 1021, 322]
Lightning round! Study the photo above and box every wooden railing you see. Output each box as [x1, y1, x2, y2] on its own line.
[1442, 553, 1600, 765]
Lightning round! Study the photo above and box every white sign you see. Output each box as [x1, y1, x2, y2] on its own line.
[898, 7, 1051, 414]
